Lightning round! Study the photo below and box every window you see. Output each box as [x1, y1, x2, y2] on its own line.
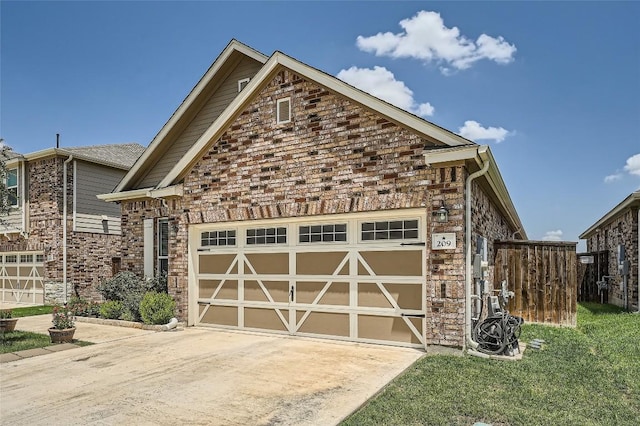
[36, 254, 45, 263]
[20, 254, 33, 263]
[201, 230, 236, 247]
[6, 168, 18, 207]
[299, 224, 347, 243]
[361, 220, 419, 241]
[158, 219, 169, 276]
[238, 78, 250, 92]
[247, 227, 287, 245]
[5, 255, 17, 263]
[276, 97, 291, 124]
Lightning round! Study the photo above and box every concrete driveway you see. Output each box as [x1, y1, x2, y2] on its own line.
[1, 320, 423, 425]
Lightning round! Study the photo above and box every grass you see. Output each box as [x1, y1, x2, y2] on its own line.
[8, 305, 54, 317]
[342, 303, 640, 426]
[0, 330, 53, 354]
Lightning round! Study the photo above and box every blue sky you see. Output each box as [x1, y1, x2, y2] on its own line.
[1, 1, 639, 249]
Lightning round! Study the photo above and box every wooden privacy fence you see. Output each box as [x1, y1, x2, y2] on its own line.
[494, 240, 577, 326]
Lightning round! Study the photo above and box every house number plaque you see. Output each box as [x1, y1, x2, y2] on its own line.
[432, 233, 456, 250]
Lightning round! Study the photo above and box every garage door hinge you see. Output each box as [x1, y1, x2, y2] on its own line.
[400, 242, 426, 246]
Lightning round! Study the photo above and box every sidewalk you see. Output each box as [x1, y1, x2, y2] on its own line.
[1, 314, 156, 363]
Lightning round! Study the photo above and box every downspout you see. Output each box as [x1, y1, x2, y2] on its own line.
[465, 149, 490, 351]
[62, 154, 73, 303]
[21, 161, 27, 233]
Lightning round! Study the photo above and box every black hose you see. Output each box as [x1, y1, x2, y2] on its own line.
[473, 311, 523, 355]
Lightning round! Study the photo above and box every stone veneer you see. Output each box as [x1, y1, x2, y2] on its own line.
[585, 208, 639, 310]
[121, 67, 517, 347]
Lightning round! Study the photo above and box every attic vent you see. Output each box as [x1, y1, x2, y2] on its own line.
[277, 97, 291, 124]
[238, 78, 250, 92]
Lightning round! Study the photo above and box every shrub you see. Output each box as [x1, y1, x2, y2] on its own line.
[51, 305, 75, 329]
[68, 296, 101, 317]
[99, 301, 123, 320]
[122, 292, 145, 322]
[147, 274, 168, 294]
[97, 272, 142, 302]
[140, 291, 176, 325]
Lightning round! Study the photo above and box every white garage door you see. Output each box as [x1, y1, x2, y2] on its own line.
[0, 251, 45, 305]
[191, 210, 426, 348]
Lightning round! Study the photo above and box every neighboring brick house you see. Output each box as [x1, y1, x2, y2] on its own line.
[1, 143, 145, 304]
[100, 40, 527, 349]
[580, 191, 640, 311]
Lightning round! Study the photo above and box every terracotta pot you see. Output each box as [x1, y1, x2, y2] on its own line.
[48, 327, 76, 343]
[0, 318, 18, 332]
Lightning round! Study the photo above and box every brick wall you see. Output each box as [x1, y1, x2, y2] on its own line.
[121, 67, 518, 346]
[586, 208, 639, 310]
[1, 156, 124, 302]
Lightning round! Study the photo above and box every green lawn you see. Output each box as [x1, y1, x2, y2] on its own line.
[0, 330, 53, 354]
[342, 303, 640, 426]
[7, 305, 54, 317]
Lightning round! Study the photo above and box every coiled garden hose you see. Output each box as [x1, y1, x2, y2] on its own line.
[473, 311, 524, 355]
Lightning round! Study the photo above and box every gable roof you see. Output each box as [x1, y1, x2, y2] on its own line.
[155, 50, 474, 189]
[580, 190, 640, 239]
[115, 39, 268, 192]
[4, 143, 145, 170]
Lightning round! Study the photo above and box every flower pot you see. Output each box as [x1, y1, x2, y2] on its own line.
[48, 327, 76, 343]
[0, 318, 18, 332]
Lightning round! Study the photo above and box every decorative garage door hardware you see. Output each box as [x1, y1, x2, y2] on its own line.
[194, 214, 427, 348]
[0, 251, 45, 304]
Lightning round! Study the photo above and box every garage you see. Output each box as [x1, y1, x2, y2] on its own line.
[190, 210, 426, 348]
[0, 251, 45, 304]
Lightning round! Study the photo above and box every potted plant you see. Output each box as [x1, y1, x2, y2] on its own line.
[0, 309, 18, 332]
[49, 305, 76, 343]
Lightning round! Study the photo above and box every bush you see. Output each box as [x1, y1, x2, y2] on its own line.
[98, 272, 170, 322]
[97, 272, 142, 302]
[99, 301, 123, 320]
[139, 291, 176, 325]
[68, 296, 101, 317]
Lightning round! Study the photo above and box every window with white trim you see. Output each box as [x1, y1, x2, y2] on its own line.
[247, 227, 287, 245]
[361, 219, 419, 241]
[238, 78, 250, 92]
[6, 168, 18, 207]
[201, 230, 236, 247]
[276, 97, 291, 124]
[299, 224, 347, 243]
[158, 219, 169, 276]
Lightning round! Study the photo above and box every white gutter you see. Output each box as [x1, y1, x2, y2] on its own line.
[62, 155, 73, 303]
[465, 148, 490, 351]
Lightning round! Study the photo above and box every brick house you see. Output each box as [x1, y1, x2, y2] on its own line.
[100, 40, 527, 349]
[580, 191, 639, 311]
[1, 143, 145, 304]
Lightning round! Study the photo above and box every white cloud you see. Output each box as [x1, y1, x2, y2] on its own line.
[542, 230, 563, 241]
[337, 66, 435, 117]
[356, 10, 516, 74]
[604, 173, 623, 183]
[623, 153, 640, 176]
[458, 120, 510, 143]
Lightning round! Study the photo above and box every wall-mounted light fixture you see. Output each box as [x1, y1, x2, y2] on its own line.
[433, 201, 449, 223]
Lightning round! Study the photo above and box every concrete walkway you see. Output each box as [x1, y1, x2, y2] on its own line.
[1, 317, 424, 425]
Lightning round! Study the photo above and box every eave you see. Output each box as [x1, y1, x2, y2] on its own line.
[579, 191, 640, 239]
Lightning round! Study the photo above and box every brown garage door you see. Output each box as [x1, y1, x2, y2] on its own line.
[0, 251, 45, 305]
[194, 212, 426, 348]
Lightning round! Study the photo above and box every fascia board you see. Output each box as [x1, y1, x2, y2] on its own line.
[478, 146, 528, 239]
[97, 188, 152, 202]
[580, 192, 640, 239]
[115, 40, 268, 193]
[157, 53, 283, 188]
[148, 184, 184, 199]
[159, 51, 473, 189]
